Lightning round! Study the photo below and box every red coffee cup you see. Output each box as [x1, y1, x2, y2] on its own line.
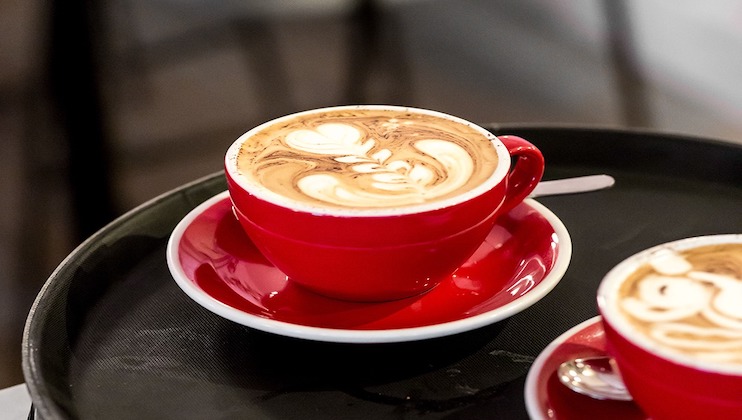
[225, 105, 544, 302]
[597, 234, 742, 419]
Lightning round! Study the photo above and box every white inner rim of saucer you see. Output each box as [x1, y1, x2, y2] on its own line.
[166, 191, 572, 343]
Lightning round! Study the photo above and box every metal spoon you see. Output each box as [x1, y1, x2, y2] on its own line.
[531, 174, 615, 198]
[557, 356, 633, 401]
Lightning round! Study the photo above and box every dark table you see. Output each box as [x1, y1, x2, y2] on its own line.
[23, 126, 742, 419]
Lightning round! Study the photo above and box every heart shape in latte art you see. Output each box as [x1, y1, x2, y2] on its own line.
[286, 123, 375, 156]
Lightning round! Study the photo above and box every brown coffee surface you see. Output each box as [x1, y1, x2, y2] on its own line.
[235, 108, 499, 209]
[618, 244, 742, 365]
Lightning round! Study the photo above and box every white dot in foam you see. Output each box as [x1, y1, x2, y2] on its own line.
[648, 249, 693, 275]
[637, 275, 711, 310]
[709, 282, 742, 325]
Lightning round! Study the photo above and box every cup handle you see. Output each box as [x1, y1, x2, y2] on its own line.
[498, 135, 545, 214]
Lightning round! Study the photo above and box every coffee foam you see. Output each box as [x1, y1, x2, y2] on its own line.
[230, 107, 501, 212]
[615, 244, 742, 366]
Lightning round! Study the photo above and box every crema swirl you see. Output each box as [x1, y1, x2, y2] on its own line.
[235, 108, 499, 209]
[618, 244, 742, 365]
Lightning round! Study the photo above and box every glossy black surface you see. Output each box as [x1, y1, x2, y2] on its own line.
[23, 126, 742, 419]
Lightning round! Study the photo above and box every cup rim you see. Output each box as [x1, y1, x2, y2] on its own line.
[597, 233, 742, 375]
[224, 105, 512, 217]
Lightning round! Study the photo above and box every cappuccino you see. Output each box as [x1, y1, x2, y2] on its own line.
[616, 243, 742, 365]
[233, 107, 500, 210]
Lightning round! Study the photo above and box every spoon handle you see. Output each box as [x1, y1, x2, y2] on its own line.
[558, 356, 633, 401]
[530, 174, 615, 198]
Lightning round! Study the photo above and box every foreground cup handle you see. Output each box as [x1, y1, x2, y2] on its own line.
[498, 135, 545, 214]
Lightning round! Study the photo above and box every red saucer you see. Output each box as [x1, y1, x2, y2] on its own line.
[167, 191, 571, 343]
[525, 316, 648, 419]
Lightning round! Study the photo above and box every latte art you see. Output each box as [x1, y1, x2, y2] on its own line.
[619, 245, 742, 364]
[236, 109, 499, 209]
[296, 137, 473, 207]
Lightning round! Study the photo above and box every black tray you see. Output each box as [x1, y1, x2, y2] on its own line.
[23, 126, 742, 419]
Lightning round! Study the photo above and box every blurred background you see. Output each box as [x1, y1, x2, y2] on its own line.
[1, 0, 741, 389]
